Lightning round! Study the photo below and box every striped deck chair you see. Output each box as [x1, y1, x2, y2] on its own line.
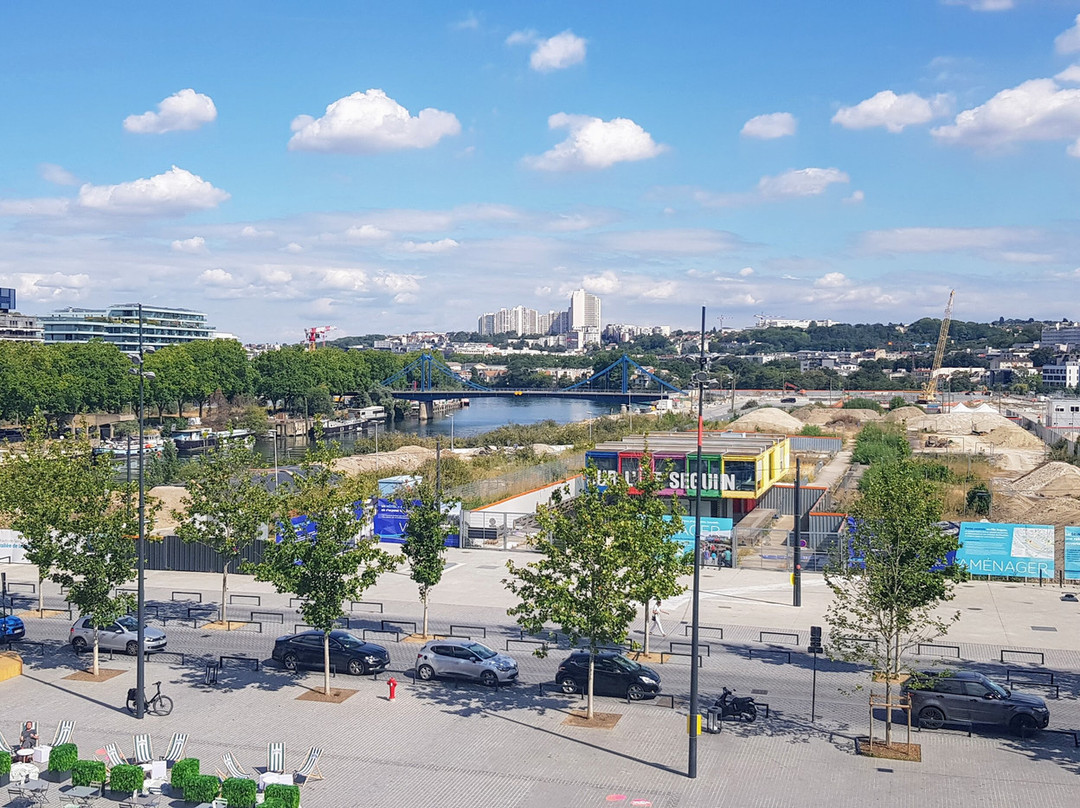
[160, 733, 187, 766]
[98, 742, 127, 772]
[132, 733, 154, 765]
[0, 729, 14, 755]
[294, 746, 323, 785]
[51, 720, 75, 747]
[215, 752, 250, 781]
[266, 742, 285, 774]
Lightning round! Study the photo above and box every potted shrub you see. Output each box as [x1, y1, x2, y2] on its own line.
[265, 782, 301, 808]
[221, 776, 257, 808]
[262, 799, 287, 808]
[47, 743, 78, 779]
[0, 750, 11, 786]
[109, 763, 145, 797]
[183, 773, 220, 804]
[170, 757, 199, 793]
[70, 759, 106, 792]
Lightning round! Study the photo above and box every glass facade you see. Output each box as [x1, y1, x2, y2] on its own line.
[42, 304, 215, 351]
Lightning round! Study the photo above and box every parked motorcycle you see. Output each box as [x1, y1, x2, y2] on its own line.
[715, 687, 757, 722]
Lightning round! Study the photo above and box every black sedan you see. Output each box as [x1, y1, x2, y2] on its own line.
[272, 630, 390, 676]
[556, 651, 661, 700]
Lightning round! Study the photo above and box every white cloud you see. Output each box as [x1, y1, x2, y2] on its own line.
[942, 0, 1013, 10]
[345, 224, 391, 241]
[757, 167, 849, 198]
[844, 189, 866, 204]
[833, 90, 952, 132]
[530, 30, 586, 72]
[199, 268, 233, 285]
[741, 112, 797, 139]
[815, 272, 850, 288]
[0, 198, 70, 217]
[452, 13, 479, 30]
[932, 78, 1080, 154]
[1056, 65, 1080, 84]
[77, 166, 230, 215]
[39, 163, 78, 186]
[288, 89, 460, 153]
[506, 29, 537, 46]
[171, 236, 207, 253]
[282, 242, 303, 253]
[860, 226, 1039, 254]
[401, 238, 460, 253]
[580, 271, 621, 295]
[240, 225, 274, 238]
[123, 89, 217, 134]
[739, 267, 755, 277]
[1055, 14, 1080, 55]
[524, 113, 666, 171]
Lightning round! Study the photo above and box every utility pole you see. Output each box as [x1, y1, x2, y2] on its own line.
[793, 456, 802, 607]
[687, 305, 707, 779]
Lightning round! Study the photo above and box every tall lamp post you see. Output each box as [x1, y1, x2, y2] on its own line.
[688, 305, 708, 779]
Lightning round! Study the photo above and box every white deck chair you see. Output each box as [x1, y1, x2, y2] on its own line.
[266, 742, 285, 774]
[132, 733, 153, 765]
[294, 746, 323, 785]
[160, 733, 187, 766]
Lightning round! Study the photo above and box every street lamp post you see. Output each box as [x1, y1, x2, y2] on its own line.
[130, 304, 154, 720]
[688, 306, 708, 779]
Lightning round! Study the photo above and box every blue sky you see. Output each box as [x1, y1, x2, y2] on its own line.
[3, 1, 1080, 342]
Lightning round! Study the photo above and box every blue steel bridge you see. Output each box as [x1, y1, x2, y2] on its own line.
[380, 353, 685, 414]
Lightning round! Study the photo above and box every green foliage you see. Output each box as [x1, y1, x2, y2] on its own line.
[0, 751, 10, 777]
[843, 397, 884, 413]
[262, 799, 288, 808]
[824, 460, 967, 745]
[966, 483, 992, 515]
[888, 396, 909, 411]
[170, 757, 199, 791]
[912, 459, 958, 483]
[174, 443, 277, 623]
[71, 759, 106, 786]
[184, 774, 221, 804]
[221, 777, 258, 808]
[799, 424, 825, 437]
[109, 764, 145, 794]
[47, 743, 78, 772]
[852, 422, 912, 466]
[249, 443, 399, 694]
[265, 783, 301, 808]
[402, 482, 453, 636]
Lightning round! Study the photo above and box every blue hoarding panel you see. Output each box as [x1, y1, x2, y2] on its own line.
[662, 515, 733, 553]
[958, 522, 1054, 578]
[1064, 526, 1080, 578]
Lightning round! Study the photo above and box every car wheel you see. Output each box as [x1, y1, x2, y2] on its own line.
[347, 658, 364, 676]
[626, 683, 646, 701]
[480, 670, 498, 688]
[919, 706, 945, 730]
[1011, 713, 1039, 738]
[126, 640, 139, 656]
[71, 636, 87, 652]
[417, 664, 435, 681]
[559, 677, 580, 694]
[282, 652, 299, 672]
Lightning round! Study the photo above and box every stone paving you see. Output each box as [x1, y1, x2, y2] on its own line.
[4, 557, 1080, 807]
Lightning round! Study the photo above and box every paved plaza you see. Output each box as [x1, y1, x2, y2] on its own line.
[4, 555, 1080, 807]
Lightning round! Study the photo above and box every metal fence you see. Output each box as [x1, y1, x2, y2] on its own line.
[788, 435, 844, 453]
[144, 534, 264, 573]
[459, 510, 542, 551]
[446, 453, 585, 507]
[1007, 410, 1073, 453]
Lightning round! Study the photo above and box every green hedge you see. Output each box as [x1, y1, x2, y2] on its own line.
[265, 782, 300, 808]
[262, 799, 287, 808]
[221, 776, 257, 808]
[0, 751, 10, 778]
[184, 774, 220, 804]
[171, 757, 199, 791]
[48, 743, 78, 773]
[71, 759, 106, 787]
[109, 763, 144, 794]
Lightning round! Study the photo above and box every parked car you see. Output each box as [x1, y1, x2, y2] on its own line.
[415, 639, 518, 686]
[0, 614, 25, 642]
[272, 630, 389, 676]
[556, 651, 661, 700]
[70, 615, 167, 655]
[902, 670, 1049, 735]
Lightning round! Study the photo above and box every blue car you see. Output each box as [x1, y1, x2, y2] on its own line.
[0, 614, 25, 642]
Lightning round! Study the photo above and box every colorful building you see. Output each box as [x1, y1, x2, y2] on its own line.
[585, 431, 791, 521]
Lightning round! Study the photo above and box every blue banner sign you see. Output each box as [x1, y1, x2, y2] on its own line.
[662, 516, 733, 553]
[1065, 526, 1080, 579]
[958, 522, 1054, 578]
[374, 498, 460, 547]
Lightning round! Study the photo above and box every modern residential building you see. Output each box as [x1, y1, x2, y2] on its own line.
[755, 316, 836, 329]
[41, 303, 214, 352]
[1047, 399, 1080, 430]
[1041, 323, 1080, 350]
[1040, 359, 1080, 388]
[0, 288, 43, 343]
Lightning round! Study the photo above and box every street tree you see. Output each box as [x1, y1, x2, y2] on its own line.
[173, 444, 276, 624]
[621, 454, 689, 656]
[249, 445, 399, 695]
[823, 460, 966, 746]
[401, 483, 454, 638]
[504, 467, 640, 720]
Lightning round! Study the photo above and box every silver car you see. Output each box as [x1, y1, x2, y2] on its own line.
[70, 615, 167, 655]
[415, 639, 518, 686]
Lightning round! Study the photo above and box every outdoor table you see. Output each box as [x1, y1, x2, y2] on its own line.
[14, 748, 33, 762]
[257, 771, 293, 790]
[65, 784, 101, 808]
[139, 759, 166, 780]
[119, 795, 159, 808]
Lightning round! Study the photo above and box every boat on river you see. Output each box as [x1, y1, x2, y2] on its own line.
[170, 426, 254, 456]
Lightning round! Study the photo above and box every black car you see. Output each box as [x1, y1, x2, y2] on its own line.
[272, 630, 390, 676]
[556, 651, 661, 700]
[902, 670, 1050, 736]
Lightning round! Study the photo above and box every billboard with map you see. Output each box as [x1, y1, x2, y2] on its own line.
[957, 522, 1054, 578]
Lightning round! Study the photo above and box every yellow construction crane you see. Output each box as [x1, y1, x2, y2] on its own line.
[919, 289, 955, 404]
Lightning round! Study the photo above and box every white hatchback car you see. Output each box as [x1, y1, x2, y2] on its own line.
[70, 615, 167, 655]
[415, 639, 518, 687]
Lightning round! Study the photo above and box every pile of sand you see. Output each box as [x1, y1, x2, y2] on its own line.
[800, 408, 881, 426]
[1010, 462, 1080, 497]
[728, 408, 804, 434]
[884, 406, 925, 423]
[148, 485, 188, 532]
[979, 425, 1046, 451]
[332, 445, 437, 475]
[907, 411, 1044, 450]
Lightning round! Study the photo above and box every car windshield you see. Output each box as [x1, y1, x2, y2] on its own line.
[987, 680, 1009, 698]
[465, 642, 497, 660]
[611, 655, 640, 672]
[116, 616, 138, 631]
[336, 635, 364, 649]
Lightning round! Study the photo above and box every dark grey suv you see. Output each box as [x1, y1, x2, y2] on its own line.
[902, 670, 1049, 736]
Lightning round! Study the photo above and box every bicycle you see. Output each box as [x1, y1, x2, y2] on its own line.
[126, 681, 173, 716]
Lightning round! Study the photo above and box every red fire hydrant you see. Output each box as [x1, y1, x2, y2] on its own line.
[387, 677, 397, 701]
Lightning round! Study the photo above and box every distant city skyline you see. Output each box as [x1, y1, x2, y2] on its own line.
[3, 4, 1080, 341]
